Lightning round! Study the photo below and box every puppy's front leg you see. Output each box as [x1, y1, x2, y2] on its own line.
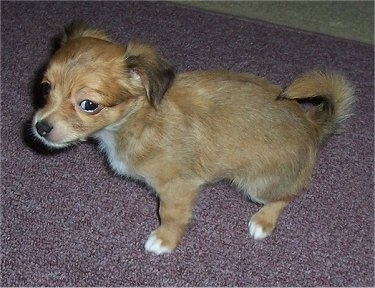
[145, 181, 199, 255]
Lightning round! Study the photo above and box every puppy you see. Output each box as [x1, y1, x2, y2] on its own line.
[32, 23, 354, 255]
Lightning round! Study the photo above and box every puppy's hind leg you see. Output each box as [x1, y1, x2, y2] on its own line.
[248, 200, 289, 240]
[234, 176, 291, 240]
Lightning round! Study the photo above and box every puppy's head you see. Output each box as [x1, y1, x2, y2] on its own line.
[32, 23, 175, 148]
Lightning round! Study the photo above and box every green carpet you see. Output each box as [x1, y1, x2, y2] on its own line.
[177, 1, 374, 44]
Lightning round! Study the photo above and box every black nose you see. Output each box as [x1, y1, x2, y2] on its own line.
[35, 121, 53, 137]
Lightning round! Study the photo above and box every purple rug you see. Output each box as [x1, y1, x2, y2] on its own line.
[1, 1, 373, 286]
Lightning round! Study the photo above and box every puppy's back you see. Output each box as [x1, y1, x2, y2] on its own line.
[161, 71, 317, 181]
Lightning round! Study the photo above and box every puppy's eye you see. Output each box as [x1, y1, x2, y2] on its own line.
[79, 100, 100, 113]
[40, 82, 51, 97]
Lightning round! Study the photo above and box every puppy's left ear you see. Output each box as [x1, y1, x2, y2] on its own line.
[124, 42, 175, 107]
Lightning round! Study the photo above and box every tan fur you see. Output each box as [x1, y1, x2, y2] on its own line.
[32, 24, 354, 254]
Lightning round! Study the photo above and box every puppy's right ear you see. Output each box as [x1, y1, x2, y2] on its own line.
[61, 21, 111, 45]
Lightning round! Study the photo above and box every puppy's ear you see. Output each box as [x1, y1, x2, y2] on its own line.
[61, 21, 111, 45]
[124, 42, 175, 107]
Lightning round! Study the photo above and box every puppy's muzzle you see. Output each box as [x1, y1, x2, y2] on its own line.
[35, 120, 53, 137]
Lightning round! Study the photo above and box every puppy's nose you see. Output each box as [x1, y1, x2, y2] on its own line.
[35, 120, 53, 137]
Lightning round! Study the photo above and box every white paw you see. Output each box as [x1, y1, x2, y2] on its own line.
[145, 233, 173, 255]
[248, 220, 270, 240]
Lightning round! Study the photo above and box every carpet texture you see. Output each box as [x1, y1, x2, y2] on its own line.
[1, 1, 374, 286]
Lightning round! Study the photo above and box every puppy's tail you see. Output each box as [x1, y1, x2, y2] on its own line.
[278, 71, 354, 143]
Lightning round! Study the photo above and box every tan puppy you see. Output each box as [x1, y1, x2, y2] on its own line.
[32, 24, 354, 255]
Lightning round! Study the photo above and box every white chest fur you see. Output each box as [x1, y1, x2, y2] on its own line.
[94, 129, 142, 180]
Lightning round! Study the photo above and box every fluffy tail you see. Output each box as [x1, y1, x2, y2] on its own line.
[278, 71, 354, 143]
